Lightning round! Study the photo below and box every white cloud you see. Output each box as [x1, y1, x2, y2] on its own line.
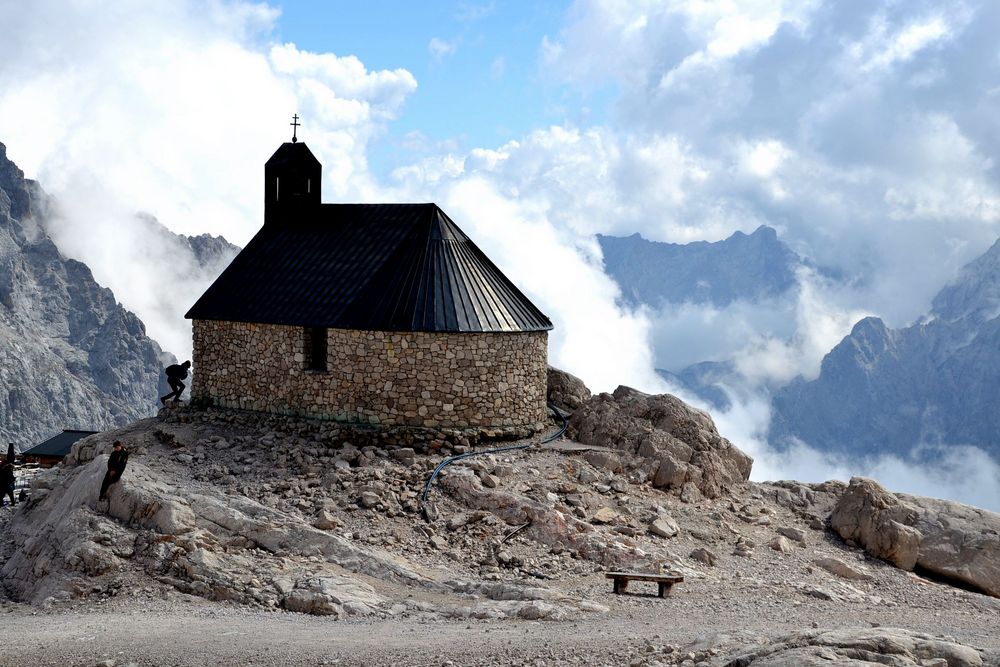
[845, 12, 960, 76]
[457, 1, 496, 23]
[708, 393, 1000, 512]
[490, 56, 506, 79]
[428, 37, 459, 60]
[542, 0, 819, 92]
[0, 0, 417, 360]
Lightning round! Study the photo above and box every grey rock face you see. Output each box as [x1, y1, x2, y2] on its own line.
[546, 366, 592, 413]
[771, 237, 1000, 457]
[568, 385, 752, 499]
[2, 415, 614, 621]
[0, 142, 169, 447]
[181, 231, 240, 272]
[831, 477, 1000, 597]
[598, 226, 801, 307]
[693, 627, 996, 667]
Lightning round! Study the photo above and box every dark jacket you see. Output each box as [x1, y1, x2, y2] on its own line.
[108, 449, 129, 473]
[165, 364, 189, 380]
[0, 462, 13, 486]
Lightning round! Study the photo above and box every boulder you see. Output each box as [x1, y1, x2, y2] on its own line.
[313, 510, 340, 531]
[569, 386, 752, 499]
[649, 517, 680, 539]
[582, 450, 623, 473]
[547, 367, 592, 412]
[692, 627, 994, 667]
[283, 590, 343, 616]
[777, 526, 807, 543]
[812, 557, 872, 581]
[770, 536, 794, 553]
[689, 548, 717, 566]
[518, 600, 556, 620]
[390, 447, 416, 466]
[831, 477, 1000, 597]
[590, 507, 618, 524]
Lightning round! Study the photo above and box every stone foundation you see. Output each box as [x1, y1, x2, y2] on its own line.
[191, 320, 548, 431]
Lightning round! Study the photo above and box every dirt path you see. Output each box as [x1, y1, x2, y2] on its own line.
[2, 587, 999, 667]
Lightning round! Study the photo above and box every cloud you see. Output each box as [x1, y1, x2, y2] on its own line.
[428, 37, 459, 61]
[0, 0, 417, 359]
[708, 391, 1000, 512]
[542, 0, 819, 93]
[845, 11, 961, 76]
[490, 56, 506, 80]
[536, 1, 1000, 331]
[456, 1, 496, 23]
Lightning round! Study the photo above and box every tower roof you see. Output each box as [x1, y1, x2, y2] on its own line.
[265, 141, 321, 169]
[185, 203, 553, 332]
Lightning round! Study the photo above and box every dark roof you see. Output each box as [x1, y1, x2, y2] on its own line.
[265, 142, 321, 169]
[23, 430, 98, 458]
[186, 203, 552, 332]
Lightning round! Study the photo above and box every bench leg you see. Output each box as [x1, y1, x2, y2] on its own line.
[613, 578, 628, 595]
[658, 582, 672, 598]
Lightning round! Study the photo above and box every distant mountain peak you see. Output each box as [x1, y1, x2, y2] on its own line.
[771, 233, 1000, 458]
[0, 142, 31, 221]
[598, 225, 802, 307]
[931, 237, 1000, 324]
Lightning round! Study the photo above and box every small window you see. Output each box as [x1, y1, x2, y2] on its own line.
[305, 327, 328, 371]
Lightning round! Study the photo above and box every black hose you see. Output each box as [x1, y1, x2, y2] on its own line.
[419, 402, 568, 521]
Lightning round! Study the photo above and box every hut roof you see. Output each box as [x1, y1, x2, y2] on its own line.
[185, 203, 552, 333]
[22, 430, 98, 459]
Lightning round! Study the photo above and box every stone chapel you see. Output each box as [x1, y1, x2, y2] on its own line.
[185, 132, 552, 432]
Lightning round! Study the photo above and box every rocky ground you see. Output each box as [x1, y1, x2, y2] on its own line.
[1, 373, 999, 666]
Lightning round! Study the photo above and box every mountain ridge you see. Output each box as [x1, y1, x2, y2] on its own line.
[598, 225, 803, 307]
[0, 142, 170, 449]
[770, 237, 1000, 457]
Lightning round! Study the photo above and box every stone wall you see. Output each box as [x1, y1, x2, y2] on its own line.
[191, 320, 548, 431]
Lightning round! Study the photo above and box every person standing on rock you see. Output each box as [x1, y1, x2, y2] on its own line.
[1, 456, 15, 507]
[99, 441, 129, 501]
[160, 360, 191, 406]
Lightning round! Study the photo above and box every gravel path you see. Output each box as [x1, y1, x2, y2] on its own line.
[1, 578, 998, 667]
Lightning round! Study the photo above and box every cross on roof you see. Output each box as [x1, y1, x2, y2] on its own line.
[290, 114, 300, 143]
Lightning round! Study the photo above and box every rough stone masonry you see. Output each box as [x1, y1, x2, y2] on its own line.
[192, 320, 548, 431]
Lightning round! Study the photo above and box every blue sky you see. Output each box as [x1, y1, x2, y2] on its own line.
[273, 1, 599, 173]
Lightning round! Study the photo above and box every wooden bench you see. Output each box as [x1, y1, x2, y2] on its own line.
[606, 571, 683, 598]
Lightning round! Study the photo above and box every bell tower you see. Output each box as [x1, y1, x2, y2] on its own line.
[264, 115, 322, 225]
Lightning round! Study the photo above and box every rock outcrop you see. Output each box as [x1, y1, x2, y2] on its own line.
[181, 230, 240, 272]
[831, 477, 1000, 597]
[569, 385, 752, 499]
[0, 411, 610, 620]
[0, 142, 170, 446]
[546, 366, 592, 412]
[674, 627, 998, 667]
